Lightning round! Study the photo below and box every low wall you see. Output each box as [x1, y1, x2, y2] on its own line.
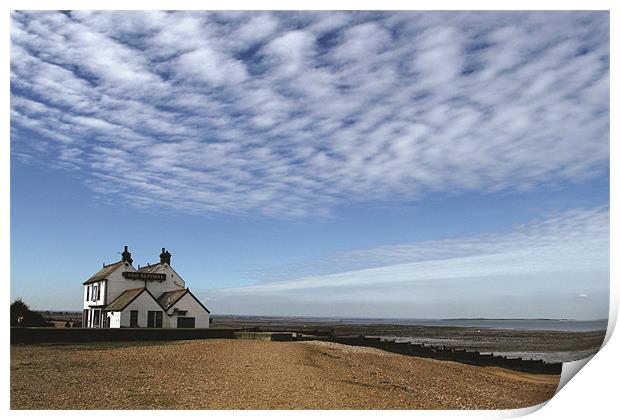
[11, 327, 238, 343]
[234, 331, 296, 341]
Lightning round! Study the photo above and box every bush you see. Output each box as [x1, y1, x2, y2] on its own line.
[10, 299, 48, 327]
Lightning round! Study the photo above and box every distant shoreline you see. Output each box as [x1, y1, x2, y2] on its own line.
[34, 310, 607, 323]
[214, 315, 608, 322]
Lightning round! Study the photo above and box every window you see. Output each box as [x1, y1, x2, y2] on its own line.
[86, 286, 91, 301]
[91, 285, 98, 301]
[147, 311, 163, 328]
[130, 310, 139, 327]
[97, 283, 101, 301]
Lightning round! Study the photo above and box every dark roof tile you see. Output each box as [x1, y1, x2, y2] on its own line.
[157, 289, 188, 310]
[138, 263, 164, 273]
[84, 261, 127, 284]
[105, 288, 146, 311]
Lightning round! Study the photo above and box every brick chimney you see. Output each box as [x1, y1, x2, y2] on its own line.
[121, 245, 133, 265]
[160, 247, 171, 265]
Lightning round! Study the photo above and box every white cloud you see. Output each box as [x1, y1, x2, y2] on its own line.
[263, 30, 316, 77]
[236, 14, 279, 45]
[331, 22, 391, 62]
[413, 26, 463, 88]
[175, 47, 248, 86]
[10, 11, 609, 218]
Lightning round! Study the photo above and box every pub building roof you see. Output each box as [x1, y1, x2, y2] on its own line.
[104, 287, 150, 311]
[83, 260, 128, 285]
[157, 289, 189, 310]
[138, 262, 165, 273]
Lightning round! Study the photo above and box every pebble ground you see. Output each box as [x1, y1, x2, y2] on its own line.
[10, 339, 560, 409]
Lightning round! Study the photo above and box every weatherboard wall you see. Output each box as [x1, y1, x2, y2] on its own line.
[118, 292, 164, 328]
[167, 292, 210, 328]
[83, 279, 108, 310]
[95, 263, 138, 306]
[142, 264, 186, 297]
[108, 311, 121, 328]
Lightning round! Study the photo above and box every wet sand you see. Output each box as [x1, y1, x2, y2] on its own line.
[11, 339, 559, 410]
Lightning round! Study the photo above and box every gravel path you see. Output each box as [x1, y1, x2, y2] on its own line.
[11, 339, 559, 409]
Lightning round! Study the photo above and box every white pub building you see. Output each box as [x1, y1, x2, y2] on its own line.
[82, 246, 210, 328]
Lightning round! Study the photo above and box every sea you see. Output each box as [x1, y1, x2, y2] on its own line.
[234, 316, 609, 332]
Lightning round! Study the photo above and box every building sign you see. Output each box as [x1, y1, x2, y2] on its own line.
[122, 271, 166, 282]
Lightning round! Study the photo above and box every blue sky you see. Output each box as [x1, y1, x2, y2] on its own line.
[10, 11, 609, 319]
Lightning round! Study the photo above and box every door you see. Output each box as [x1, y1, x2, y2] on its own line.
[147, 311, 163, 328]
[177, 317, 195, 328]
[130, 310, 138, 327]
[93, 310, 100, 328]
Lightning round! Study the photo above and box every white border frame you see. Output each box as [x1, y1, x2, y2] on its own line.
[3, 2, 616, 420]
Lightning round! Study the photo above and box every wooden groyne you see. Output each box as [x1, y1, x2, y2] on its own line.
[329, 335, 562, 374]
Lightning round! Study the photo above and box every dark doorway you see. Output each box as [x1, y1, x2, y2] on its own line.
[147, 311, 163, 328]
[177, 317, 195, 328]
[130, 310, 138, 327]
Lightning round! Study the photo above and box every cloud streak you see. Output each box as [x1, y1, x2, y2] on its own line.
[208, 207, 609, 319]
[11, 11, 609, 218]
